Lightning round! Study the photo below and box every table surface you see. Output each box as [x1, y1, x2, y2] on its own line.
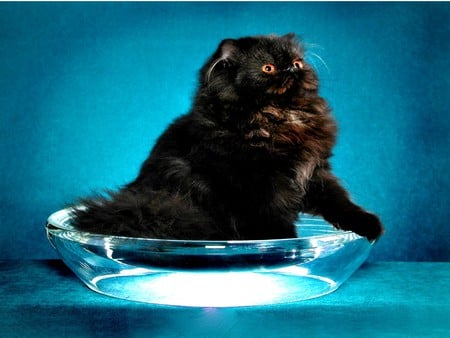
[1, 260, 449, 337]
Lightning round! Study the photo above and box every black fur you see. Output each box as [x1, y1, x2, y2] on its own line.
[72, 34, 384, 241]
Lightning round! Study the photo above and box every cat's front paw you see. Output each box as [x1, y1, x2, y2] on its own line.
[343, 211, 384, 242]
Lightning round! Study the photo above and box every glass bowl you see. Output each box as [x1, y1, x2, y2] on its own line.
[46, 208, 372, 307]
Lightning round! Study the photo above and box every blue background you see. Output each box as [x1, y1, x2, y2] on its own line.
[0, 2, 449, 261]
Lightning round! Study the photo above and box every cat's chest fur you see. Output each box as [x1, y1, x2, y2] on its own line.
[235, 103, 329, 173]
[203, 104, 324, 201]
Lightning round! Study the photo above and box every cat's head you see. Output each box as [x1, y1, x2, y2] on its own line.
[200, 34, 318, 103]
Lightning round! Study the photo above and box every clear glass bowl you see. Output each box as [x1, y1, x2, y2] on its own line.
[46, 208, 372, 307]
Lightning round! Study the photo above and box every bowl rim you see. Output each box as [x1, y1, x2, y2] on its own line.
[46, 207, 358, 246]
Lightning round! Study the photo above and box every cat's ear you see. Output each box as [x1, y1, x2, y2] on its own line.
[217, 39, 238, 61]
[205, 39, 238, 83]
[282, 33, 303, 54]
[282, 33, 297, 43]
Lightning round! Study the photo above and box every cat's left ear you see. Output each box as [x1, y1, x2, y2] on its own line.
[282, 33, 298, 43]
[205, 39, 238, 83]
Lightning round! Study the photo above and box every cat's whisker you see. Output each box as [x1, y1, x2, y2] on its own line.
[303, 43, 325, 50]
[306, 51, 330, 74]
[206, 59, 219, 83]
[206, 57, 225, 83]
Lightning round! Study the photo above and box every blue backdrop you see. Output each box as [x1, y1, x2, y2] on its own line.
[1, 2, 449, 261]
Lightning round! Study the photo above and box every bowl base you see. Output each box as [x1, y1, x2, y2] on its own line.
[86, 267, 338, 307]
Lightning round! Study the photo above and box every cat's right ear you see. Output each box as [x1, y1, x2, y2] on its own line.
[217, 39, 238, 60]
[205, 39, 238, 83]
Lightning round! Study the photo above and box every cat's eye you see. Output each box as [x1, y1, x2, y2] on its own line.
[293, 60, 303, 70]
[262, 64, 276, 74]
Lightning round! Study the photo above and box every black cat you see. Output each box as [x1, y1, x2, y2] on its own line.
[72, 33, 384, 241]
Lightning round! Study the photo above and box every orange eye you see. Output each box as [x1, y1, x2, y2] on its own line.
[262, 64, 276, 74]
[293, 60, 303, 70]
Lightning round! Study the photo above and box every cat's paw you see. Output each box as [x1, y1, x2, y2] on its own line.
[343, 211, 384, 242]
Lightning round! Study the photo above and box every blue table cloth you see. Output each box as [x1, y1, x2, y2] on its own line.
[1, 261, 449, 337]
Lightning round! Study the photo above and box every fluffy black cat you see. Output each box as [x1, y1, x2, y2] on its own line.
[72, 33, 384, 241]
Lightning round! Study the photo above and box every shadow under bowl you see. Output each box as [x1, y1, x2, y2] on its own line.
[46, 208, 372, 307]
